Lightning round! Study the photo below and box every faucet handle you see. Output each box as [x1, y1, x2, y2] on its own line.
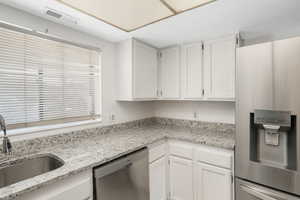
[0, 114, 6, 129]
[0, 115, 11, 154]
[2, 136, 12, 154]
[0, 114, 7, 136]
[7, 138, 12, 153]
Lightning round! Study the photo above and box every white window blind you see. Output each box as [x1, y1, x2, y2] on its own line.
[0, 26, 100, 130]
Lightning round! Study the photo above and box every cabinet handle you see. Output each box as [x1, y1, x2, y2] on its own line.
[157, 89, 163, 97]
[240, 185, 287, 200]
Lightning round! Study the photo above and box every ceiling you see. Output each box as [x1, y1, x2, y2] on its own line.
[1, 0, 300, 48]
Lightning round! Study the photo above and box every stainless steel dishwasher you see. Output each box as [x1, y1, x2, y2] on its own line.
[93, 148, 149, 200]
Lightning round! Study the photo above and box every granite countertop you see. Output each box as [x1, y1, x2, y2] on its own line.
[0, 118, 235, 200]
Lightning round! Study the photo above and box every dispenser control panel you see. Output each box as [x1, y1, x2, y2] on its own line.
[254, 110, 291, 127]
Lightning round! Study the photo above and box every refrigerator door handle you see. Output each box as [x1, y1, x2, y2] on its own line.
[240, 184, 287, 200]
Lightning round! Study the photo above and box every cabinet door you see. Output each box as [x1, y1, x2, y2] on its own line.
[159, 47, 180, 99]
[169, 156, 193, 200]
[195, 162, 232, 200]
[150, 156, 167, 200]
[182, 43, 204, 99]
[133, 40, 158, 99]
[204, 36, 236, 100]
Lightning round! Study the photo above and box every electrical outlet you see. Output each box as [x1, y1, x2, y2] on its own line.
[110, 114, 115, 122]
[193, 112, 197, 119]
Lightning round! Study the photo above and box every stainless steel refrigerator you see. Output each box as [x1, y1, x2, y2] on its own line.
[235, 36, 300, 199]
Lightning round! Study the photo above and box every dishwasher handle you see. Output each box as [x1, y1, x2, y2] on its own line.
[94, 157, 132, 179]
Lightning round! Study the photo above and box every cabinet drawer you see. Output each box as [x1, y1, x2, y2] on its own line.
[169, 141, 193, 160]
[149, 142, 166, 163]
[195, 146, 232, 169]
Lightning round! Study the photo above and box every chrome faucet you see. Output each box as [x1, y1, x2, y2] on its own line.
[0, 115, 12, 154]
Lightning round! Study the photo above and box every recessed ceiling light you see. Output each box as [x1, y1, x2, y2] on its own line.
[162, 0, 216, 13]
[55, 0, 216, 32]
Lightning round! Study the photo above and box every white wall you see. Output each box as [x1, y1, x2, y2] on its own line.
[0, 4, 235, 141]
[0, 4, 154, 140]
[154, 101, 235, 124]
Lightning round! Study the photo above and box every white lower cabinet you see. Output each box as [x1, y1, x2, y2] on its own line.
[16, 141, 232, 200]
[169, 156, 193, 200]
[150, 156, 167, 200]
[195, 162, 232, 200]
[18, 170, 93, 200]
[149, 141, 233, 200]
[149, 142, 168, 200]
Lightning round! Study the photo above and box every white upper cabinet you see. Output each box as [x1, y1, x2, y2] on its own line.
[116, 38, 158, 101]
[116, 36, 236, 101]
[181, 43, 204, 99]
[203, 36, 236, 101]
[157, 35, 236, 101]
[133, 40, 158, 99]
[158, 46, 181, 99]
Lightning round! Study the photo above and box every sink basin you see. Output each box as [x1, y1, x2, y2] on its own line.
[0, 154, 64, 188]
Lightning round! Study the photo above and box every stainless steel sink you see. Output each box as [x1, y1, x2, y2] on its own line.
[0, 154, 64, 188]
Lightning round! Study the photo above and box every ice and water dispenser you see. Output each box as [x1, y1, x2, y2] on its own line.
[250, 110, 297, 170]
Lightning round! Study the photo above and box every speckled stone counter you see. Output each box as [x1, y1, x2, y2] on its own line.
[0, 117, 235, 200]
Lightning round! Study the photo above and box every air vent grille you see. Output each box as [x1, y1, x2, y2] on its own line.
[46, 10, 62, 19]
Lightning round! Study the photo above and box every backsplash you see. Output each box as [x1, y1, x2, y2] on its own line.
[0, 117, 235, 160]
[0, 118, 156, 159]
[154, 117, 235, 132]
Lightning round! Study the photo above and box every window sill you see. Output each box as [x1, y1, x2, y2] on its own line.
[5, 119, 102, 137]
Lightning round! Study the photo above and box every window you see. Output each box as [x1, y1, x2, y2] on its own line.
[0, 26, 101, 130]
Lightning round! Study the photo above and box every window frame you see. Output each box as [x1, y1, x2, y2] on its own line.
[0, 21, 103, 135]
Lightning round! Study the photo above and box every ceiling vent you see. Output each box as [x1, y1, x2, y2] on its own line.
[44, 7, 78, 25]
[46, 9, 62, 19]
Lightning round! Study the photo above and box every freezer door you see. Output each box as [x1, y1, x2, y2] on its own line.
[236, 37, 300, 195]
[236, 178, 300, 200]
